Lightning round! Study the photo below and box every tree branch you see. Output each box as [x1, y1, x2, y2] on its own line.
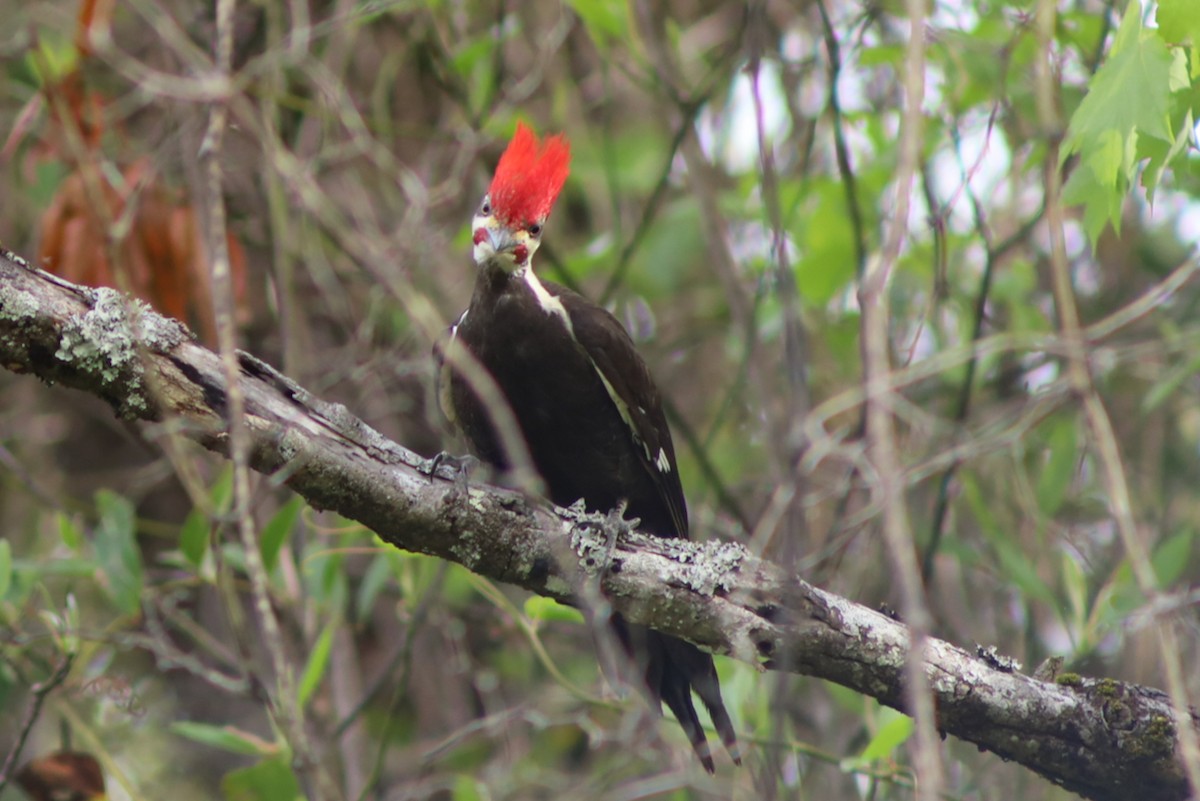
[0, 248, 1192, 801]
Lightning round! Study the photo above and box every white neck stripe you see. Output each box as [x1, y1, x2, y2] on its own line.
[521, 268, 574, 335]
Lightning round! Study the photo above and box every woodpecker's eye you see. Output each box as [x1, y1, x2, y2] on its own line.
[527, 223, 542, 237]
[480, 200, 491, 215]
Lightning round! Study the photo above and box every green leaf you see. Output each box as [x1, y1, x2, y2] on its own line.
[221, 757, 302, 801]
[259, 498, 302, 572]
[180, 508, 210, 568]
[564, 0, 627, 45]
[858, 44, 905, 68]
[0, 539, 11, 600]
[1061, 0, 1190, 238]
[630, 201, 706, 293]
[57, 512, 82, 551]
[1061, 550, 1089, 640]
[297, 620, 336, 708]
[841, 706, 914, 772]
[211, 466, 235, 512]
[858, 710, 915, 763]
[1158, 0, 1200, 46]
[960, 472, 1002, 542]
[1139, 106, 1195, 203]
[1152, 528, 1194, 588]
[1083, 128, 1129, 190]
[180, 469, 242, 568]
[795, 181, 859, 304]
[1142, 349, 1200, 412]
[1065, 0, 1176, 155]
[29, 159, 68, 207]
[825, 682, 867, 715]
[1035, 418, 1078, 517]
[1094, 561, 1144, 627]
[994, 536, 1056, 604]
[27, 31, 79, 86]
[171, 721, 276, 756]
[356, 550, 395, 621]
[452, 775, 486, 801]
[450, 37, 494, 82]
[523, 596, 585, 625]
[1061, 163, 1125, 241]
[93, 490, 143, 615]
[303, 548, 348, 610]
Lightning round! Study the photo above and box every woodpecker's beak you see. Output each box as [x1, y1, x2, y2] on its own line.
[473, 218, 533, 271]
[473, 222, 512, 261]
[484, 226, 517, 254]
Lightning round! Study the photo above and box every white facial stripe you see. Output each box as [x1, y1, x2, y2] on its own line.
[473, 240, 491, 264]
[472, 214, 499, 266]
[521, 268, 574, 334]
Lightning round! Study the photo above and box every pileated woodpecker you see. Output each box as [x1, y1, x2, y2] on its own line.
[439, 123, 739, 771]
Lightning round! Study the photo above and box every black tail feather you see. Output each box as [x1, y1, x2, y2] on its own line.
[657, 631, 741, 767]
[613, 618, 738, 772]
[659, 663, 717, 773]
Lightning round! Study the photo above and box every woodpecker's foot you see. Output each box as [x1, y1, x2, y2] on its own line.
[1033, 655, 1065, 683]
[601, 501, 636, 556]
[568, 501, 640, 576]
[420, 451, 478, 483]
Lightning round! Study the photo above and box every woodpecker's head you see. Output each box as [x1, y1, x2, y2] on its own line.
[473, 122, 570, 273]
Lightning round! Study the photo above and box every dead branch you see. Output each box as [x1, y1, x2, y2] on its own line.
[0, 248, 1190, 801]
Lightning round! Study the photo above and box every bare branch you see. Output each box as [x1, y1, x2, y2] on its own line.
[0, 250, 1195, 801]
[0, 656, 74, 794]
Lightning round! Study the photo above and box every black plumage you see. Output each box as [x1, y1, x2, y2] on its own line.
[437, 123, 738, 771]
[442, 267, 738, 771]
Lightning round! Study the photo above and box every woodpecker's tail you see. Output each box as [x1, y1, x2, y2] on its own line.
[615, 619, 741, 772]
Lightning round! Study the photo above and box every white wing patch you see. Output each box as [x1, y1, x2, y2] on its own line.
[591, 364, 652, 462]
[521, 268, 574, 335]
[591, 355, 675, 477]
[533, 277, 674, 479]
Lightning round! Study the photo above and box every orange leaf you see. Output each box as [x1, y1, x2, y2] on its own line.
[16, 751, 106, 801]
[75, 0, 116, 58]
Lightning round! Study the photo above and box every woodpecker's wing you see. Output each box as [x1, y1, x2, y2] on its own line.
[549, 283, 690, 540]
[434, 309, 468, 429]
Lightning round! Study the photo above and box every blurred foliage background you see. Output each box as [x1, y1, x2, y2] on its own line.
[1, 0, 1200, 799]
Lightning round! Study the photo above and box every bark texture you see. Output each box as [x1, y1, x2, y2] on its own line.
[0, 248, 1192, 801]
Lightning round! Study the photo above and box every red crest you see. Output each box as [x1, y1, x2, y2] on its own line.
[487, 122, 571, 226]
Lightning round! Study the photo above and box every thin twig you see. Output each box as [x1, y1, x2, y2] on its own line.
[597, 96, 705, 304]
[816, 0, 867, 277]
[856, 0, 941, 798]
[200, 1, 336, 798]
[747, 6, 809, 439]
[662, 396, 751, 531]
[0, 655, 74, 793]
[336, 564, 447, 739]
[1034, 0, 1200, 793]
[922, 120, 999, 584]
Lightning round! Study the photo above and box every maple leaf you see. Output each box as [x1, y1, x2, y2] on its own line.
[1063, 0, 1184, 184]
[1061, 0, 1193, 241]
[1157, 0, 1200, 48]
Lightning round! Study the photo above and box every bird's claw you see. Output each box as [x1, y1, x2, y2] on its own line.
[420, 451, 478, 484]
[570, 501, 638, 576]
[601, 501, 636, 555]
